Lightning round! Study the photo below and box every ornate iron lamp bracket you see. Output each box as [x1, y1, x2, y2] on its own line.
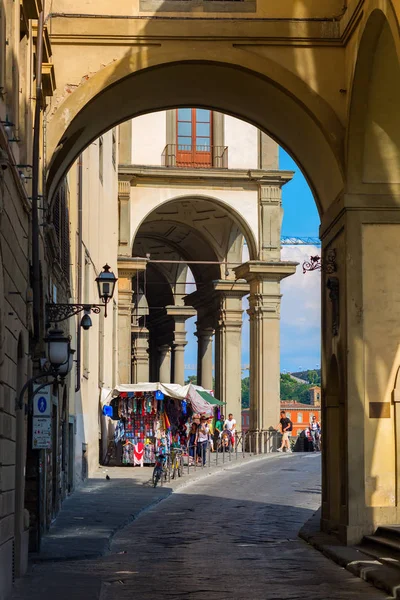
[46, 303, 102, 325]
[303, 249, 337, 274]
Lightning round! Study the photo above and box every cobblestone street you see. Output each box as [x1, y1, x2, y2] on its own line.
[11, 453, 386, 600]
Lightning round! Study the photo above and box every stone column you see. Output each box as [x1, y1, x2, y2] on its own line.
[158, 344, 172, 383]
[196, 327, 214, 390]
[131, 325, 149, 383]
[213, 281, 249, 418]
[235, 262, 297, 431]
[166, 306, 196, 385]
[117, 257, 147, 383]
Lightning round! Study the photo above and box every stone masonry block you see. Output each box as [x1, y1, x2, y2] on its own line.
[0, 538, 13, 600]
[0, 466, 15, 493]
[0, 413, 16, 441]
[0, 515, 14, 546]
[0, 439, 15, 466]
[0, 491, 14, 519]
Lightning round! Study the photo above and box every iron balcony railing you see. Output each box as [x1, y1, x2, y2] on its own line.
[161, 144, 229, 169]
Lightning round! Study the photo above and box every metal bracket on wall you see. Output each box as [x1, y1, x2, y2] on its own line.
[302, 249, 337, 274]
[45, 303, 101, 325]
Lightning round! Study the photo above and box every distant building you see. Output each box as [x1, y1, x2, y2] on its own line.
[241, 401, 321, 436]
[309, 386, 321, 406]
[279, 401, 321, 437]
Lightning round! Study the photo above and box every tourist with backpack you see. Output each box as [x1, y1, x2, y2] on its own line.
[276, 410, 293, 453]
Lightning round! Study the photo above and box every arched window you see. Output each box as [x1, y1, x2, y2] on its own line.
[176, 108, 212, 167]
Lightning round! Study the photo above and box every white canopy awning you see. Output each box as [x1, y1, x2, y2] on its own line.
[103, 382, 213, 415]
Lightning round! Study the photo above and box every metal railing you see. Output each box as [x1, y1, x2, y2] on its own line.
[161, 144, 228, 168]
[173, 429, 282, 477]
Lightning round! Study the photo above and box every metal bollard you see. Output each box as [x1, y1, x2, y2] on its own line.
[208, 442, 211, 468]
[216, 441, 219, 465]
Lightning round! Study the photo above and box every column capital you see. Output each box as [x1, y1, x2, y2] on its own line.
[118, 256, 148, 278]
[165, 305, 196, 322]
[158, 343, 171, 355]
[212, 279, 249, 299]
[234, 260, 297, 283]
[247, 293, 281, 320]
[195, 327, 215, 342]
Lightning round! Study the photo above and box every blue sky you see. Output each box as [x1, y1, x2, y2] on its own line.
[184, 148, 321, 379]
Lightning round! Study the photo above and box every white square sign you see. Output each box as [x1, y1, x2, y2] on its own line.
[32, 417, 52, 449]
[33, 386, 51, 417]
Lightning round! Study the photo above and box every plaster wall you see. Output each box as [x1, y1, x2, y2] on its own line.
[130, 185, 259, 251]
[132, 112, 166, 166]
[224, 116, 258, 169]
[362, 224, 398, 508]
[67, 130, 119, 483]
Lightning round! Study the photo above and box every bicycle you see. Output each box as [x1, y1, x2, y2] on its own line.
[152, 453, 170, 488]
[171, 447, 184, 479]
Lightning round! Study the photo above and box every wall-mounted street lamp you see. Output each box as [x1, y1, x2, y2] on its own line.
[46, 264, 117, 328]
[16, 328, 75, 411]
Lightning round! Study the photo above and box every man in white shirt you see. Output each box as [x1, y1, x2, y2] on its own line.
[224, 413, 236, 445]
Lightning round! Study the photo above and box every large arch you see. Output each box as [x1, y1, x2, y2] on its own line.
[347, 3, 400, 192]
[131, 194, 258, 262]
[47, 52, 345, 213]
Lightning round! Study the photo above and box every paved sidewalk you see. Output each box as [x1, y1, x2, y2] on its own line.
[29, 450, 270, 562]
[11, 453, 385, 600]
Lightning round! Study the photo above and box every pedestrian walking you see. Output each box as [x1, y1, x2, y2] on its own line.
[276, 410, 292, 453]
[196, 416, 209, 465]
[224, 413, 236, 447]
[309, 415, 321, 451]
[188, 422, 198, 460]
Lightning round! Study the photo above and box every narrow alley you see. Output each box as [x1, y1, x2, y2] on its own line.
[11, 455, 385, 600]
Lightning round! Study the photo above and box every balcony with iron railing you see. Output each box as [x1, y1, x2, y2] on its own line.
[161, 144, 229, 169]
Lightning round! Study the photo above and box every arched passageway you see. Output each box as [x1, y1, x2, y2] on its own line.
[45, 1, 400, 545]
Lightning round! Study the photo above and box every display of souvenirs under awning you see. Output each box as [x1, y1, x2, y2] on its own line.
[101, 383, 218, 467]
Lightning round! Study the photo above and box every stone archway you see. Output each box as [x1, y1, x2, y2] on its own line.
[46, 55, 343, 214]
[47, 2, 400, 544]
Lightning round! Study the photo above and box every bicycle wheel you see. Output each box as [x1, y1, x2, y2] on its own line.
[152, 467, 161, 488]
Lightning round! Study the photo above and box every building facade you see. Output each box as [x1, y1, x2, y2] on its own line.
[118, 110, 292, 427]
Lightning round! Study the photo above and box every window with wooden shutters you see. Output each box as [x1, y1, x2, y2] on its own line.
[176, 108, 212, 167]
[51, 182, 70, 283]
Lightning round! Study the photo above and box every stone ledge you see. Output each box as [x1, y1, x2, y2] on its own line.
[299, 509, 400, 598]
[140, 0, 256, 13]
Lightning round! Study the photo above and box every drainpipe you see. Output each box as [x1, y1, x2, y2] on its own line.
[32, 5, 45, 346]
[75, 156, 83, 392]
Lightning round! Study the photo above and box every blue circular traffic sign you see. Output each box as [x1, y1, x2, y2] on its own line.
[37, 397, 47, 414]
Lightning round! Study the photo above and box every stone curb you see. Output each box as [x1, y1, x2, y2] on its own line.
[299, 509, 400, 599]
[31, 452, 281, 564]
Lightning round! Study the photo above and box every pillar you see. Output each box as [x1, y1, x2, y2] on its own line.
[319, 203, 400, 544]
[117, 258, 148, 383]
[158, 344, 171, 383]
[165, 306, 196, 385]
[235, 262, 296, 431]
[196, 327, 214, 390]
[131, 325, 149, 383]
[213, 280, 249, 418]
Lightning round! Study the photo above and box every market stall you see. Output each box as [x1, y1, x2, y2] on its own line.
[102, 383, 214, 466]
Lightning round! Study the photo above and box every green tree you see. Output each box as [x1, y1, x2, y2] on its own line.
[185, 375, 197, 385]
[241, 377, 250, 408]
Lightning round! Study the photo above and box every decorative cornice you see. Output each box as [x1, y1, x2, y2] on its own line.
[118, 166, 294, 188]
[234, 260, 297, 282]
[118, 256, 148, 277]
